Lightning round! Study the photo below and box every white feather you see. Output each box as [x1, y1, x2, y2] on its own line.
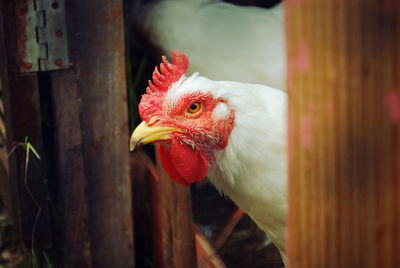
[212, 102, 229, 121]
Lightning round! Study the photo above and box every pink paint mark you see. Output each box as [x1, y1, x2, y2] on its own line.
[300, 113, 312, 149]
[295, 38, 310, 72]
[325, 99, 334, 111]
[383, 89, 400, 123]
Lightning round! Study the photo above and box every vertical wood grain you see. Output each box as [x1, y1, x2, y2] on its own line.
[286, 1, 400, 267]
[155, 150, 197, 268]
[50, 71, 92, 267]
[60, 1, 134, 266]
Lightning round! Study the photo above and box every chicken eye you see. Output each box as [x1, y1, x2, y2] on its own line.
[187, 102, 201, 114]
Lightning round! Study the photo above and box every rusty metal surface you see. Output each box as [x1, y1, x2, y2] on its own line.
[61, 0, 134, 266]
[15, 0, 71, 72]
[15, 0, 38, 71]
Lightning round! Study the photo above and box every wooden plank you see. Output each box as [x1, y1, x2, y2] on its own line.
[0, 0, 52, 248]
[61, 1, 134, 267]
[155, 151, 197, 268]
[130, 151, 156, 268]
[286, 1, 400, 267]
[195, 227, 226, 268]
[50, 71, 91, 267]
[212, 208, 243, 252]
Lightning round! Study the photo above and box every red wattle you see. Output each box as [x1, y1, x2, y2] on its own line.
[158, 145, 190, 186]
[170, 141, 208, 183]
[158, 141, 208, 186]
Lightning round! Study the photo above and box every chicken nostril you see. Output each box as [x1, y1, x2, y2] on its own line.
[148, 115, 161, 126]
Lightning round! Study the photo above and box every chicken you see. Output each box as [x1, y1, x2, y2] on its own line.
[130, 51, 287, 264]
[132, 0, 285, 90]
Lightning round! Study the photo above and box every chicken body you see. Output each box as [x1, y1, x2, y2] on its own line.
[133, 0, 286, 90]
[206, 80, 287, 257]
[130, 51, 287, 263]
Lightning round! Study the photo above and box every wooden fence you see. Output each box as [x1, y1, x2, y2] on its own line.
[286, 1, 400, 267]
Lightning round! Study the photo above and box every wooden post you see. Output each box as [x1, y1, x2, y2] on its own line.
[156, 151, 197, 268]
[130, 151, 158, 268]
[50, 71, 92, 267]
[1, 0, 134, 265]
[52, 1, 134, 267]
[286, 1, 400, 267]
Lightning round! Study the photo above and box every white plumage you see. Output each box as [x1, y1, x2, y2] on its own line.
[170, 73, 288, 261]
[133, 0, 286, 90]
[209, 84, 287, 263]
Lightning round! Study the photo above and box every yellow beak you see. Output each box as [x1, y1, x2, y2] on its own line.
[129, 117, 185, 151]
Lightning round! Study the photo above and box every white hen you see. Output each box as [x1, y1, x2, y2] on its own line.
[130, 51, 287, 263]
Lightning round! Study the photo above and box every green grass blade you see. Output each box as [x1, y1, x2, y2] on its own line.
[43, 252, 54, 268]
[7, 143, 21, 157]
[28, 143, 41, 160]
[25, 143, 30, 176]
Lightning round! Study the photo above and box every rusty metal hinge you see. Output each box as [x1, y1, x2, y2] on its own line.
[16, 0, 71, 72]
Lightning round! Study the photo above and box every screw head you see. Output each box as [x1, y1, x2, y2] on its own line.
[55, 59, 63, 66]
[55, 30, 63, 37]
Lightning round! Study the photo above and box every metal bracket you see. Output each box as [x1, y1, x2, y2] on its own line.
[16, 0, 71, 72]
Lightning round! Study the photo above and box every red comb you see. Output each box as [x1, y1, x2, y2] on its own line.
[139, 50, 189, 122]
[147, 50, 189, 93]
